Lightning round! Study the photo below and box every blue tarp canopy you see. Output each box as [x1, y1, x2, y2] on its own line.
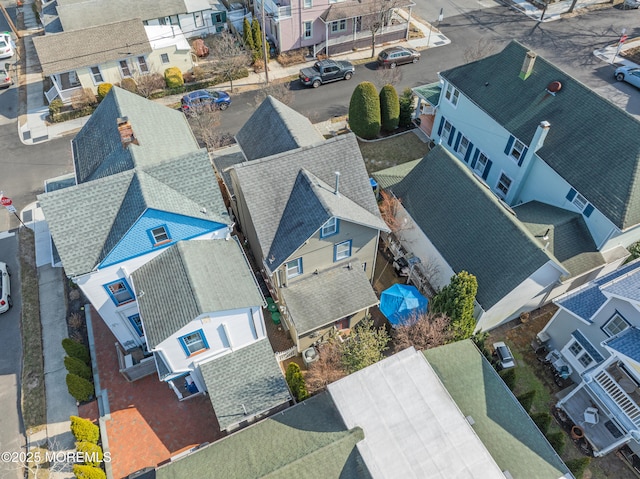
[379, 284, 428, 327]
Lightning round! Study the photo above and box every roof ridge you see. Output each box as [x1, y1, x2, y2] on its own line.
[175, 241, 208, 314]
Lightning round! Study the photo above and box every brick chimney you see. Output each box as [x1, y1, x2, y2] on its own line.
[520, 51, 536, 80]
[117, 117, 139, 148]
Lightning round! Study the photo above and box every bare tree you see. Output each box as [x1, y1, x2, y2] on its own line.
[305, 342, 347, 394]
[204, 32, 251, 92]
[133, 72, 165, 98]
[462, 37, 498, 64]
[391, 312, 452, 353]
[378, 189, 404, 234]
[252, 80, 294, 108]
[70, 88, 97, 110]
[187, 107, 234, 151]
[361, 0, 402, 58]
[374, 65, 403, 89]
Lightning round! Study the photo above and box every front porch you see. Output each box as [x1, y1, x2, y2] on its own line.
[45, 71, 83, 104]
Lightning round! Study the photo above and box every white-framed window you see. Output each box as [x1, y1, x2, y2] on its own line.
[563, 339, 594, 372]
[441, 120, 452, 144]
[457, 136, 470, 158]
[104, 279, 134, 306]
[568, 342, 583, 356]
[304, 0, 312, 7]
[496, 173, 512, 199]
[160, 53, 170, 64]
[286, 258, 303, 278]
[444, 83, 459, 106]
[474, 152, 489, 176]
[578, 354, 593, 368]
[509, 139, 526, 162]
[321, 217, 338, 237]
[119, 60, 132, 77]
[602, 313, 629, 337]
[573, 193, 587, 211]
[194, 12, 205, 27]
[303, 21, 312, 39]
[179, 330, 208, 355]
[331, 19, 347, 32]
[334, 240, 352, 261]
[137, 56, 149, 74]
[149, 226, 170, 245]
[90, 66, 104, 84]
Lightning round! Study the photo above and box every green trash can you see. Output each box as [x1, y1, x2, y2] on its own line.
[268, 302, 279, 312]
[271, 311, 281, 325]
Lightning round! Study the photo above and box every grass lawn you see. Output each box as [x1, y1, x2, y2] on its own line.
[358, 132, 430, 174]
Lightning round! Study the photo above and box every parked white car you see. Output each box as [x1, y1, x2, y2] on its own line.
[493, 341, 515, 370]
[0, 32, 14, 60]
[0, 261, 11, 314]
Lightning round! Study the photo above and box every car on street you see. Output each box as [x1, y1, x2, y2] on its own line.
[299, 59, 354, 88]
[614, 66, 640, 89]
[377, 46, 421, 69]
[0, 261, 11, 314]
[0, 67, 12, 88]
[493, 341, 515, 370]
[624, 0, 640, 8]
[180, 89, 231, 115]
[0, 32, 14, 59]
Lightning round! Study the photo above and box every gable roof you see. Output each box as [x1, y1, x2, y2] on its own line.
[371, 159, 420, 191]
[132, 239, 264, 349]
[72, 87, 200, 184]
[156, 393, 369, 479]
[441, 40, 640, 230]
[33, 19, 150, 76]
[200, 339, 290, 431]
[328, 347, 505, 478]
[604, 327, 640, 363]
[268, 169, 388, 269]
[232, 133, 386, 264]
[235, 96, 324, 161]
[393, 145, 561, 310]
[424, 341, 571, 478]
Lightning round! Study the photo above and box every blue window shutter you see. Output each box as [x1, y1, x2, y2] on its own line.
[448, 127, 457, 146]
[470, 149, 480, 169]
[463, 142, 474, 163]
[584, 204, 595, 217]
[504, 136, 515, 155]
[453, 132, 462, 151]
[437, 117, 445, 135]
[518, 147, 528, 166]
[178, 336, 190, 356]
[482, 160, 492, 180]
[566, 188, 577, 201]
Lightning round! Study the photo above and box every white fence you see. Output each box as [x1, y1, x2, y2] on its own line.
[275, 345, 297, 362]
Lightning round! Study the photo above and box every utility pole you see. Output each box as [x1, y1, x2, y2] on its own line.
[260, 0, 269, 84]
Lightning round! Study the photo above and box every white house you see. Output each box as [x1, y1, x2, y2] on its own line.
[38, 87, 232, 352]
[541, 259, 640, 458]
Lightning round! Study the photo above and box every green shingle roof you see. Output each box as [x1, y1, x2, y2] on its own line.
[424, 340, 570, 479]
[442, 40, 640, 230]
[132, 239, 264, 349]
[412, 82, 441, 106]
[156, 393, 369, 479]
[393, 145, 561, 310]
[200, 339, 290, 431]
[370, 159, 420, 190]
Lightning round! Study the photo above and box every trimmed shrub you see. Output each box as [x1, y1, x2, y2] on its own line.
[73, 464, 106, 479]
[243, 17, 254, 52]
[285, 362, 309, 402]
[120, 77, 137, 93]
[76, 441, 103, 466]
[546, 431, 565, 455]
[164, 67, 184, 88]
[349, 81, 381, 140]
[64, 356, 92, 380]
[66, 374, 95, 403]
[62, 338, 90, 364]
[516, 390, 536, 413]
[566, 457, 591, 478]
[530, 412, 552, 435]
[251, 18, 263, 60]
[398, 88, 414, 128]
[96, 83, 112, 101]
[379, 84, 400, 132]
[70, 416, 100, 444]
[49, 98, 63, 117]
[499, 368, 516, 391]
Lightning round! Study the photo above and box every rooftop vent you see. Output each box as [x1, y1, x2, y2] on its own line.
[546, 81, 562, 95]
[465, 415, 475, 426]
[117, 117, 139, 148]
[519, 51, 536, 80]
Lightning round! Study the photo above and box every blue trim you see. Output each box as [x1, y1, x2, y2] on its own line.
[448, 126, 457, 146]
[286, 257, 303, 278]
[482, 159, 492, 181]
[147, 224, 171, 246]
[470, 149, 480, 169]
[334, 240, 353, 262]
[320, 217, 340, 238]
[566, 188, 577, 201]
[103, 278, 135, 306]
[178, 329, 209, 357]
[518, 147, 528, 166]
[584, 204, 595, 218]
[437, 117, 444, 136]
[128, 313, 144, 337]
[453, 132, 462, 151]
[571, 330, 604, 363]
[463, 141, 473, 163]
[504, 136, 515, 155]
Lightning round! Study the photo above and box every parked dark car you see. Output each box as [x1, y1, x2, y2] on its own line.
[377, 46, 420, 69]
[180, 89, 231, 115]
[299, 59, 354, 88]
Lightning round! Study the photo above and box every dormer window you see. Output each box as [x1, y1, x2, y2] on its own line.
[602, 313, 629, 337]
[149, 226, 170, 246]
[321, 217, 339, 238]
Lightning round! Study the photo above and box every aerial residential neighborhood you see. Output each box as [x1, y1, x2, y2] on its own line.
[0, 0, 640, 478]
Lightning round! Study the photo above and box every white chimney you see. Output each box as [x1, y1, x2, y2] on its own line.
[334, 171, 341, 196]
[531, 120, 551, 152]
[520, 51, 536, 80]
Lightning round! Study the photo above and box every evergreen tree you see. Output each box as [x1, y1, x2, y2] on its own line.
[348, 82, 381, 140]
[398, 88, 414, 128]
[341, 318, 389, 373]
[242, 17, 254, 52]
[379, 84, 400, 132]
[431, 271, 478, 339]
[251, 18, 263, 60]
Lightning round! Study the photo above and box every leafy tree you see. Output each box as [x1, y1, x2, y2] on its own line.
[285, 362, 309, 401]
[379, 84, 399, 132]
[251, 18, 263, 60]
[341, 318, 389, 373]
[531, 412, 551, 435]
[398, 88, 414, 128]
[70, 416, 100, 443]
[76, 442, 103, 467]
[349, 81, 381, 140]
[471, 331, 491, 361]
[62, 338, 90, 364]
[66, 374, 95, 403]
[627, 241, 640, 263]
[391, 312, 451, 353]
[546, 431, 565, 455]
[431, 271, 478, 339]
[242, 17, 254, 52]
[73, 464, 106, 479]
[516, 390, 536, 413]
[566, 457, 591, 478]
[64, 356, 92, 380]
[205, 32, 251, 93]
[96, 83, 112, 102]
[499, 368, 516, 391]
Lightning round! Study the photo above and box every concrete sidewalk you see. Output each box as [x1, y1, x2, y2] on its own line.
[594, 36, 640, 68]
[508, 0, 614, 22]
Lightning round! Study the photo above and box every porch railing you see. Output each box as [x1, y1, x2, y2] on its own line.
[594, 370, 640, 429]
[45, 84, 83, 105]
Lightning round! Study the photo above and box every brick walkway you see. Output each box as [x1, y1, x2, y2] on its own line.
[89, 308, 224, 479]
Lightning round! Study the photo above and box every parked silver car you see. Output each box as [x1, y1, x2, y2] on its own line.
[493, 341, 515, 370]
[0, 261, 11, 314]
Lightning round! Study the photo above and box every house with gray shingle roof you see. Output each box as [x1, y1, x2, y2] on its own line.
[131, 239, 290, 429]
[539, 259, 640, 457]
[33, 20, 194, 105]
[38, 87, 231, 352]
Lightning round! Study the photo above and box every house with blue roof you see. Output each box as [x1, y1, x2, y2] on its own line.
[38, 87, 232, 353]
[540, 259, 640, 457]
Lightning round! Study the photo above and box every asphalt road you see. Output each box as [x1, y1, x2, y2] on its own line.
[0, 232, 24, 479]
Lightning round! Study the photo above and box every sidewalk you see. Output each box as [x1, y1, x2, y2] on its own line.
[17, 10, 449, 144]
[508, 0, 612, 22]
[594, 36, 640, 68]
